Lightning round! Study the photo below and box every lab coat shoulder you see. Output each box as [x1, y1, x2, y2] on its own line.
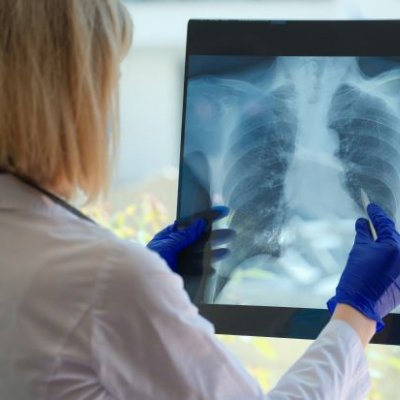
[93, 236, 201, 324]
[90, 237, 264, 400]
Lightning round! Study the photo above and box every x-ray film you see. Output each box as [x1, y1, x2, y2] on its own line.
[177, 21, 400, 343]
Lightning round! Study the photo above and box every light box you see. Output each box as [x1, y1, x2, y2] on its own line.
[177, 20, 400, 344]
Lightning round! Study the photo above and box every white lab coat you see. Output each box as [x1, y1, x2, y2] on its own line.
[0, 174, 370, 400]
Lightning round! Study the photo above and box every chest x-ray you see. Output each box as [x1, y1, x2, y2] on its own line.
[180, 55, 400, 309]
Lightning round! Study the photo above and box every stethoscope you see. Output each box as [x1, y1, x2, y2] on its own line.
[0, 171, 96, 224]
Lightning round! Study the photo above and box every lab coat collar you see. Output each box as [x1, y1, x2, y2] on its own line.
[0, 173, 54, 211]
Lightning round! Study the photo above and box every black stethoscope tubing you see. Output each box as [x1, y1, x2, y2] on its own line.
[0, 171, 96, 224]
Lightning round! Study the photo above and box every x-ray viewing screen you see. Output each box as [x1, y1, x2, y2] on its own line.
[177, 21, 400, 343]
[180, 55, 400, 306]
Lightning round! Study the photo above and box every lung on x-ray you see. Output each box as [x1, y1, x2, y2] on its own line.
[179, 55, 400, 310]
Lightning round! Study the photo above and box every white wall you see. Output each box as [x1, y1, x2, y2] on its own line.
[128, 0, 400, 50]
[118, 47, 182, 185]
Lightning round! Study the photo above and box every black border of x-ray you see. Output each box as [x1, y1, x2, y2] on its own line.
[177, 20, 400, 345]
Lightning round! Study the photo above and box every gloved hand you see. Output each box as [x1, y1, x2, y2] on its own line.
[147, 206, 231, 273]
[327, 203, 400, 332]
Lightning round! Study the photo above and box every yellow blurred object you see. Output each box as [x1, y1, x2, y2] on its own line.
[83, 193, 168, 243]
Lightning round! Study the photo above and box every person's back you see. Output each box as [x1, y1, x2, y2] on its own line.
[0, 174, 265, 400]
[0, 4, 133, 395]
[0, 174, 117, 399]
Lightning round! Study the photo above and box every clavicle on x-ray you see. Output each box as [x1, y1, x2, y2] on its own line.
[182, 56, 400, 308]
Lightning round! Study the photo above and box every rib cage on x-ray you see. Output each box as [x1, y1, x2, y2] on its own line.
[329, 84, 400, 220]
[218, 83, 297, 297]
[184, 57, 400, 306]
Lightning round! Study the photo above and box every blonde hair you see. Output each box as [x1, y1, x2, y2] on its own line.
[0, 0, 133, 203]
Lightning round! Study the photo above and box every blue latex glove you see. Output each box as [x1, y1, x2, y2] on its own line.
[147, 206, 231, 272]
[327, 203, 400, 332]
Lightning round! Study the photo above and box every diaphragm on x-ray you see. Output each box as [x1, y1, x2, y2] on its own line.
[180, 56, 400, 309]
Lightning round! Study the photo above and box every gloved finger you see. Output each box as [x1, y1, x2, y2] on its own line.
[367, 203, 396, 239]
[354, 218, 373, 244]
[180, 228, 235, 254]
[209, 206, 230, 222]
[179, 244, 231, 263]
[174, 218, 207, 249]
[210, 247, 230, 262]
[149, 224, 175, 241]
[210, 228, 236, 246]
[197, 206, 230, 232]
[367, 203, 395, 227]
[175, 206, 230, 231]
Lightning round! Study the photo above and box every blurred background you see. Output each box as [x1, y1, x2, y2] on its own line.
[100, 1, 400, 398]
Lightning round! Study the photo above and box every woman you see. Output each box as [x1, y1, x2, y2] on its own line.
[0, 1, 400, 399]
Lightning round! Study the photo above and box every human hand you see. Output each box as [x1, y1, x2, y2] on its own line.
[147, 206, 232, 273]
[327, 203, 400, 332]
[176, 206, 234, 275]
